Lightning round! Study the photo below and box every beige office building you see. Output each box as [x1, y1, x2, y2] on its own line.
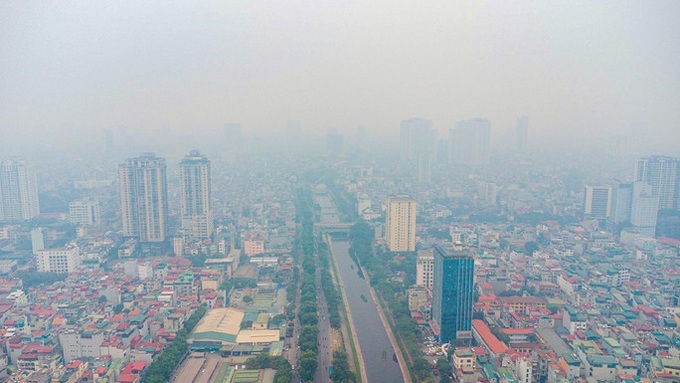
[385, 195, 417, 252]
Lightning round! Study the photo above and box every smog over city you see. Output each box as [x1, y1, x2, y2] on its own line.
[0, 2, 678, 383]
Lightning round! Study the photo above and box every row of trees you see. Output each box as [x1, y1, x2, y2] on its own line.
[317, 241, 341, 329]
[142, 304, 207, 383]
[296, 188, 319, 383]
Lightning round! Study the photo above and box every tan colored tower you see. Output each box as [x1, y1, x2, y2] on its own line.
[385, 195, 417, 252]
[179, 150, 213, 240]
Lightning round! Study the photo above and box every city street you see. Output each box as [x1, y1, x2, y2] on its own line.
[314, 253, 334, 383]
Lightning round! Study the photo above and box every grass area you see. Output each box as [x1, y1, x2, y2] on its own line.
[328, 237, 363, 383]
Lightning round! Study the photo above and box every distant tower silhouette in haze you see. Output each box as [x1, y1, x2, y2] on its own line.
[119, 153, 169, 243]
[635, 156, 680, 211]
[450, 118, 491, 166]
[516, 116, 528, 154]
[400, 118, 436, 182]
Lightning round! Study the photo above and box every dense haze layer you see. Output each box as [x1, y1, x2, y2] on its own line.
[1, 1, 679, 151]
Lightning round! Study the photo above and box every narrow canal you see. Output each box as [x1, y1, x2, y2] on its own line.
[330, 239, 405, 383]
[315, 188, 404, 383]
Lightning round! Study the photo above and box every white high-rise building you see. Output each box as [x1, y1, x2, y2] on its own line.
[119, 153, 169, 243]
[69, 198, 100, 226]
[416, 249, 434, 290]
[179, 151, 213, 240]
[36, 245, 81, 273]
[450, 118, 491, 165]
[630, 182, 659, 237]
[583, 185, 613, 219]
[610, 182, 633, 225]
[385, 195, 417, 252]
[0, 159, 40, 221]
[635, 156, 680, 210]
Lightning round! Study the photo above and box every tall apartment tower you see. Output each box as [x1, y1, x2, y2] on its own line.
[583, 185, 613, 219]
[516, 116, 529, 153]
[450, 118, 491, 166]
[400, 118, 436, 182]
[179, 150, 213, 241]
[635, 156, 680, 210]
[118, 153, 169, 243]
[385, 195, 417, 252]
[400, 118, 433, 161]
[432, 244, 475, 344]
[630, 182, 659, 237]
[0, 159, 40, 221]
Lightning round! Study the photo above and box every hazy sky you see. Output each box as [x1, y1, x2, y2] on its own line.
[1, 1, 679, 148]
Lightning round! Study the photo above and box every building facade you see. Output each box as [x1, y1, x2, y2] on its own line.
[179, 151, 213, 240]
[385, 195, 417, 252]
[432, 244, 475, 344]
[69, 197, 100, 226]
[118, 153, 169, 243]
[0, 159, 40, 221]
[583, 185, 612, 219]
[630, 182, 659, 237]
[416, 249, 434, 290]
[36, 245, 81, 273]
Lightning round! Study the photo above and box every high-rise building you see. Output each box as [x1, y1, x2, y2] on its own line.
[516, 116, 529, 153]
[0, 159, 40, 221]
[400, 118, 436, 182]
[385, 195, 417, 252]
[118, 153, 169, 243]
[450, 118, 491, 165]
[610, 182, 633, 225]
[416, 249, 434, 290]
[36, 245, 81, 273]
[179, 150, 213, 241]
[432, 244, 475, 344]
[69, 198, 100, 226]
[635, 156, 680, 210]
[630, 182, 659, 237]
[583, 185, 613, 219]
[400, 118, 434, 161]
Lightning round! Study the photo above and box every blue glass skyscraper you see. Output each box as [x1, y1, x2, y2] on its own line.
[432, 244, 475, 344]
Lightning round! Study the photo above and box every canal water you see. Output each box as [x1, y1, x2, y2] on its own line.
[330, 239, 405, 383]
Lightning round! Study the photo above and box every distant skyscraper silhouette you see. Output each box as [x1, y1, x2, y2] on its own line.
[400, 118, 436, 182]
[0, 159, 40, 221]
[432, 244, 474, 344]
[450, 118, 491, 165]
[179, 150, 213, 241]
[118, 153, 169, 243]
[516, 116, 528, 153]
[635, 156, 680, 210]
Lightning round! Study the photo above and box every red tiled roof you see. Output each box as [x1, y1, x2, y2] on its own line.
[472, 319, 508, 355]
